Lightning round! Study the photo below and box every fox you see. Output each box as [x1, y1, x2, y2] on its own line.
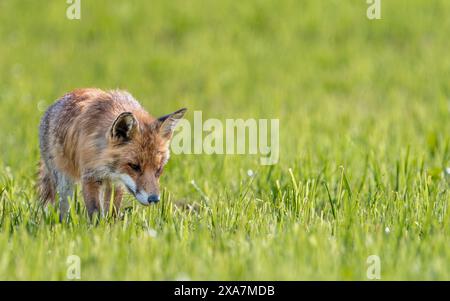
[38, 88, 186, 220]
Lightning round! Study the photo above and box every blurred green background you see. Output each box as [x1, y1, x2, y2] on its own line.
[0, 0, 448, 280]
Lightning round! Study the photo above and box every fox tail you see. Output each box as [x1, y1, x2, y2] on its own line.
[37, 160, 55, 204]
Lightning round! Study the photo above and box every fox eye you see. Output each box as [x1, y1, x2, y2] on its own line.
[155, 166, 163, 177]
[128, 163, 141, 172]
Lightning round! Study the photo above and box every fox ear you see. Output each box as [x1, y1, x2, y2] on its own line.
[111, 112, 137, 141]
[157, 108, 187, 139]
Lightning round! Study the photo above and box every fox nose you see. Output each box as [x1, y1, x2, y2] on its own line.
[148, 194, 160, 204]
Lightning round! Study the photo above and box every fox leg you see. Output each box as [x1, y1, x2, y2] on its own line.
[55, 172, 74, 221]
[103, 182, 123, 216]
[81, 179, 102, 219]
[101, 182, 111, 216]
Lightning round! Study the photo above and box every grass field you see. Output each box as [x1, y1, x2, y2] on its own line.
[0, 0, 449, 280]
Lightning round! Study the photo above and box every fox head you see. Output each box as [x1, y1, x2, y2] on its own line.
[107, 108, 186, 205]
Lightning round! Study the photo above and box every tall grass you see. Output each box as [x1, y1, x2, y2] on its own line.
[0, 0, 449, 280]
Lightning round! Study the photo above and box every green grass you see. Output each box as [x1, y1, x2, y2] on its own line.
[0, 0, 449, 280]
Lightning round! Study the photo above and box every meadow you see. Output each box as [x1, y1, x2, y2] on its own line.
[0, 0, 449, 280]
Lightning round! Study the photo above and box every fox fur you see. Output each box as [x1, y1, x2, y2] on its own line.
[38, 88, 186, 220]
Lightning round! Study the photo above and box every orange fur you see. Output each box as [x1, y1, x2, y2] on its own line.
[38, 88, 186, 219]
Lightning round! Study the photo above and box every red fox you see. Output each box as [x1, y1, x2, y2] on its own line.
[38, 88, 186, 220]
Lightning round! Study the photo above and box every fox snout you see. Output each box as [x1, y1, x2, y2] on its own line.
[148, 194, 160, 203]
[119, 174, 161, 206]
[135, 191, 160, 206]
[125, 184, 160, 205]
